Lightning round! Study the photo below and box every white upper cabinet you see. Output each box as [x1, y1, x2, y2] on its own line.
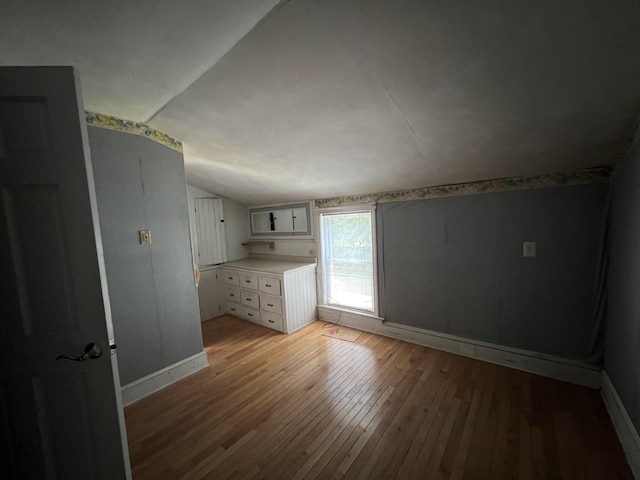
[250, 202, 311, 237]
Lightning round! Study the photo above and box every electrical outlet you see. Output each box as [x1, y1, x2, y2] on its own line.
[139, 229, 152, 245]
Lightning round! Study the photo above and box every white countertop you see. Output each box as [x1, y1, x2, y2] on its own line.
[222, 258, 316, 275]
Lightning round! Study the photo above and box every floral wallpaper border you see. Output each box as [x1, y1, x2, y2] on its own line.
[314, 166, 612, 208]
[85, 111, 183, 152]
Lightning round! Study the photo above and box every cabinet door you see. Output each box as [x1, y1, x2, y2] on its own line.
[249, 203, 310, 236]
[250, 209, 294, 233]
[273, 209, 294, 232]
[251, 211, 272, 233]
[195, 198, 227, 265]
[292, 207, 308, 232]
[198, 268, 223, 321]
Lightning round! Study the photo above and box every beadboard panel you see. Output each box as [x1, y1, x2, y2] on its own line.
[194, 198, 227, 266]
[283, 266, 318, 333]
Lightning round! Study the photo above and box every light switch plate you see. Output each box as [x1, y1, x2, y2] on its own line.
[523, 241, 536, 257]
[139, 229, 152, 245]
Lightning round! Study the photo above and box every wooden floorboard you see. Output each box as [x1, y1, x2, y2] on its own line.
[125, 315, 633, 479]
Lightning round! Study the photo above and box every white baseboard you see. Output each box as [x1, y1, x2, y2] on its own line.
[121, 351, 209, 406]
[317, 305, 385, 333]
[202, 312, 225, 323]
[601, 372, 640, 479]
[317, 306, 601, 389]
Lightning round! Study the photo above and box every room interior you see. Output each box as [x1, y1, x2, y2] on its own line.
[2, 0, 640, 478]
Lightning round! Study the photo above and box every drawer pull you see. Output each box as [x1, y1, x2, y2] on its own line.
[265, 284, 272, 287]
[267, 303, 274, 307]
[268, 319, 274, 324]
[245, 280, 251, 283]
[248, 313, 254, 317]
[246, 298, 252, 302]
[229, 293, 235, 297]
[227, 277, 233, 280]
[230, 307, 236, 311]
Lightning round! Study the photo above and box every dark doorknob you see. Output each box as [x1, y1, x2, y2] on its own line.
[56, 342, 103, 362]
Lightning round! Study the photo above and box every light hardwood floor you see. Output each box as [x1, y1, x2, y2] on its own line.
[125, 315, 632, 479]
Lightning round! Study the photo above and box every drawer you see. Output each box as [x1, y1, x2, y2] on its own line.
[242, 306, 261, 324]
[221, 270, 240, 286]
[224, 286, 240, 302]
[260, 294, 282, 315]
[226, 301, 241, 316]
[241, 291, 260, 308]
[262, 312, 283, 331]
[259, 276, 281, 296]
[239, 272, 259, 290]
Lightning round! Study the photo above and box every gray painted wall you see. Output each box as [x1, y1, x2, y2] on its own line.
[605, 137, 640, 433]
[378, 183, 607, 362]
[89, 127, 203, 386]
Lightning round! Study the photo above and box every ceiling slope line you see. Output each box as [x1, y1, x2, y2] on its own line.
[378, 75, 443, 180]
[325, 2, 443, 182]
[144, 0, 292, 125]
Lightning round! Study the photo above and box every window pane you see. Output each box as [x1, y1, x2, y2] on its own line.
[320, 211, 374, 312]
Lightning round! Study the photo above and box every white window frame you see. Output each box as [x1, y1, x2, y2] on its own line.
[315, 204, 379, 316]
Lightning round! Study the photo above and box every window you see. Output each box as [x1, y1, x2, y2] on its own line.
[319, 208, 376, 314]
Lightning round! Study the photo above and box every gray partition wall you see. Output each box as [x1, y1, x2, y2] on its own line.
[605, 137, 640, 432]
[89, 127, 203, 386]
[377, 183, 607, 363]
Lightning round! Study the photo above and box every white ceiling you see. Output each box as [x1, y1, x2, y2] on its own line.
[2, 0, 640, 205]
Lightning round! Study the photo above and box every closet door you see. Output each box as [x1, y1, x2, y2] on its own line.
[194, 198, 227, 265]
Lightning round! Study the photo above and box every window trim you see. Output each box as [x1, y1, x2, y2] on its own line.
[315, 204, 378, 317]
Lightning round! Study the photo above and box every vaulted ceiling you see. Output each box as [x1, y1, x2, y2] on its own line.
[2, 0, 640, 205]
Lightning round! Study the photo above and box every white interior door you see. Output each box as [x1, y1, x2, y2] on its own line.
[0, 67, 131, 479]
[195, 197, 227, 265]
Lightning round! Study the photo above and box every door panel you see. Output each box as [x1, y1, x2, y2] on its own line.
[32, 375, 96, 478]
[0, 387, 18, 479]
[3, 185, 76, 335]
[0, 97, 53, 155]
[0, 67, 130, 479]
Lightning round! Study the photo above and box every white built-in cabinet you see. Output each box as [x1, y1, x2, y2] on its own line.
[249, 203, 311, 236]
[221, 259, 317, 333]
[194, 198, 227, 265]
